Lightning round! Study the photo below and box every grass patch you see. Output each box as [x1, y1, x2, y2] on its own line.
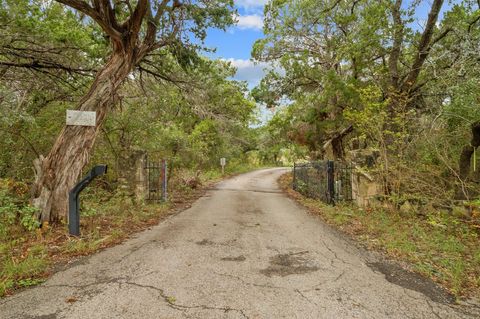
[279, 173, 480, 300]
[0, 242, 48, 296]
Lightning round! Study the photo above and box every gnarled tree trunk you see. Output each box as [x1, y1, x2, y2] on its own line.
[32, 52, 136, 223]
[456, 121, 480, 199]
[28, 0, 191, 223]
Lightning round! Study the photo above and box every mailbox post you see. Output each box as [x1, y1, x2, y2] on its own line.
[68, 165, 107, 236]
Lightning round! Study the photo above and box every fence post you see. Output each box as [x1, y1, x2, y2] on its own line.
[134, 152, 147, 202]
[293, 162, 296, 190]
[162, 159, 168, 201]
[327, 160, 335, 205]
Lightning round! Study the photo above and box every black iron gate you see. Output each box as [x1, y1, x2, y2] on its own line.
[144, 158, 168, 202]
[293, 160, 353, 205]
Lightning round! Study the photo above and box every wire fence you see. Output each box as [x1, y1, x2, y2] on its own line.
[144, 158, 168, 202]
[293, 160, 353, 205]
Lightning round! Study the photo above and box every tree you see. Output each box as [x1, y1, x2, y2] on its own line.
[253, 0, 452, 160]
[255, 0, 480, 200]
[0, 0, 104, 179]
[99, 57, 256, 174]
[253, 0, 363, 159]
[27, 0, 235, 223]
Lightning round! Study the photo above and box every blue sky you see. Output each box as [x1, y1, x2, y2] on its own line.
[202, 0, 459, 90]
[203, 0, 269, 88]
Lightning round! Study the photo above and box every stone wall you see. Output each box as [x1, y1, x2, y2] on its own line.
[351, 167, 380, 207]
[117, 151, 147, 202]
[347, 146, 381, 207]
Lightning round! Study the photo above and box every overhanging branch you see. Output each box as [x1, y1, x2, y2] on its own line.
[55, 0, 123, 42]
[0, 60, 95, 76]
[401, 0, 444, 92]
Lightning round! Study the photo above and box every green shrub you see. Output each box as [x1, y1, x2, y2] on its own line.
[0, 184, 40, 238]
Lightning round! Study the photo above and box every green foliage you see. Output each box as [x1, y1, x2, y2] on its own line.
[0, 241, 48, 297]
[253, 105, 308, 165]
[0, 182, 39, 238]
[0, 0, 255, 181]
[0, 0, 259, 298]
[344, 86, 388, 143]
[293, 188, 480, 297]
[444, 79, 480, 129]
[0, 0, 105, 180]
[256, 0, 480, 200]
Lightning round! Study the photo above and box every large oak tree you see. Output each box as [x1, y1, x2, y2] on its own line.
[252, 0, 448, 159]
[28, 0, 235, 223]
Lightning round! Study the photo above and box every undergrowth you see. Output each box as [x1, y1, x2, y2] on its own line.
[0, 164, 263, 297]
[279, 173, 480, 300]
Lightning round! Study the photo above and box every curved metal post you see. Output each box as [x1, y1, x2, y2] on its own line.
[68, 165, 107, 236]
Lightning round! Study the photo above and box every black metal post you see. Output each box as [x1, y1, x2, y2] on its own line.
[293, 162, 296, 190]
[162, 159, 168, 202]
[68, 193, 80, 236]
[68, 165, 107, 236]
[327, 160, 335, 205]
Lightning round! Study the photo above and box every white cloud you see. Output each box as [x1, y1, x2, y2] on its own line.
[235, 0, 268, 10]
[224, 58, 269, 88]
[236, 14, 264, 31]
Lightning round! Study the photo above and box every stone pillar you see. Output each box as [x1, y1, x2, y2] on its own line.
[352, 167, 379, 207]
[134, 152, 147, 202]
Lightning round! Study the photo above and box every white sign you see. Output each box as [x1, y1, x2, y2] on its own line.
[66, 110, 97, 127]
[220, 158, 226, 166]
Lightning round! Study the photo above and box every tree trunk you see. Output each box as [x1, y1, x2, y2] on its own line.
[459, 122, 480, 179]
[331, 137, 345, 160]
[32, 53, 135, 223]
[459, 145, 475, 181]
[323, 125, 353, 161]
[456, 121, 480, 199]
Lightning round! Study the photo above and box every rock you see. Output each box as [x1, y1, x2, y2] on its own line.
[400, 201, 415, 214]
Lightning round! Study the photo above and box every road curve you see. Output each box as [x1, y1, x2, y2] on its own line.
[1, 168, 478, 319]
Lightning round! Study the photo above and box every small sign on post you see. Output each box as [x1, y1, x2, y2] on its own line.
[66, 110, 97, 127]
[220, 157, 226, 175]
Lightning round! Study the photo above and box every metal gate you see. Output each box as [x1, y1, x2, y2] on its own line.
[144, 158, 168, 202]
[293, 160, 353, 205]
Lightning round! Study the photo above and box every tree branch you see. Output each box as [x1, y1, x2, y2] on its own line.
[143, 0, 170, 48]
[468, 13, 480, 33]
[389, 0, 404, 90]
[124, 0, 149, 46]
[0, 128, 41, 158]
[55, 0, 122, 42]
[0, 60, 95, 76]
[401, 0, 444, 93]
[100, 0, 122, 32]
[431, 27, 452, 46]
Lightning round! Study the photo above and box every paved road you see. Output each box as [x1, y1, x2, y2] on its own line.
[1, 168, 478, 319]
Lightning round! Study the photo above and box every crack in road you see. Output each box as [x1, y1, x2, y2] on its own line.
[122, 281, 250, 318]
[303, 270, 347, 293]
[1, 168, 478, 319]
[213, 271, 284, 290]
[321, 239, 356, 267]
[294, 288, 321, 307]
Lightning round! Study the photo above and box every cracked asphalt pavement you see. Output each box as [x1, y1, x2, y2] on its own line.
[1, 168, 479, 318]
